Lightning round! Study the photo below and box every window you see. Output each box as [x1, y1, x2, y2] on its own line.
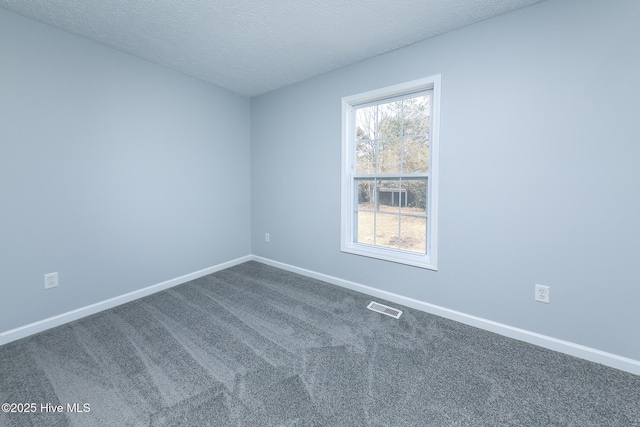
[341, 75, 440, 270]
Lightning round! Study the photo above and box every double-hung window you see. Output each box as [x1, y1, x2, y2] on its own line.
[341, 75, 440, 270]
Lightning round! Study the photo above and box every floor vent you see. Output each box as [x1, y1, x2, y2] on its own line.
[367, 301, 402, 319]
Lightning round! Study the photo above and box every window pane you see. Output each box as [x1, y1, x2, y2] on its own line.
[403, 95, 430, 136]
[377, 138, 401, 174]
[357, 179, 375, 210]
[356, 210, 375, 246]
[400, 215, 426, 254]
[376, 212, 400, 250]
[355, 180, 375, 245]
[402, 136, 429, 173]
[377, 100, 402, 139]
[375, 179, 401, 249]
[401, 178, 427, 213]
[355, 139, 376, 174]
[355, 106, 376, 141]
[399, 178, 427, 253]
[376, 179, 402, 213]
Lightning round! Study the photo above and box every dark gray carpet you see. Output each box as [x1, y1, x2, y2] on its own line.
[1, 261, 638, 426]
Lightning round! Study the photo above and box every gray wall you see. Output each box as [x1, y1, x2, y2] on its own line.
[251, 0, 640, 361]
[0, 9, 251, 332]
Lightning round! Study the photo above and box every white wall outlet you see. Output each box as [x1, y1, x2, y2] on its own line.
[535, 284, 550, 303]
[44, 272, 58, 289]
[265, 233, 270, 242]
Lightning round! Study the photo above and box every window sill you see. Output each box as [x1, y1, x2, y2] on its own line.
[341, 243, 437, 270]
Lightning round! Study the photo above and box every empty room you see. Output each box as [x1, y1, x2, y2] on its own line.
[1, 0, 639, 425]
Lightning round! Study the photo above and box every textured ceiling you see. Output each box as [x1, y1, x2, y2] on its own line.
[1, 0, 545, 97]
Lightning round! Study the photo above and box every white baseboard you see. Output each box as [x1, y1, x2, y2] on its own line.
[0, 255, 252, 346]
[3, 254, 638, 376]
[251, 255, 640, 376]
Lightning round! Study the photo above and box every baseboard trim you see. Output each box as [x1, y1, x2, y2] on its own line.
[251, 255, 640, 376]
[0, 255, 252, 346]
[4, 254, 638, 375]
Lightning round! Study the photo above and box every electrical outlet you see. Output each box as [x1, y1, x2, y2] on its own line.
[265, 233, 270, 242]
[535, 284, 550, 303]
[44, 272, 58, 289]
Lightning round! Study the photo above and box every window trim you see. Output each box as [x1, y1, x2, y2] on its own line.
[340, 75, 440, 270]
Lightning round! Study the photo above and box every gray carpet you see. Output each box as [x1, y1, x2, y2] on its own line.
[1, 261, 638, 426]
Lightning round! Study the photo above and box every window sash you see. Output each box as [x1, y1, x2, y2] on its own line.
[353, 176, 428, 253]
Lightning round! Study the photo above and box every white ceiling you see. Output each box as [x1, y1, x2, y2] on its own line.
[1, 0, 545, 97]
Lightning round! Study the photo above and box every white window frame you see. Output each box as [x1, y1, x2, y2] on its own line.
[340, 75, 440, 270]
